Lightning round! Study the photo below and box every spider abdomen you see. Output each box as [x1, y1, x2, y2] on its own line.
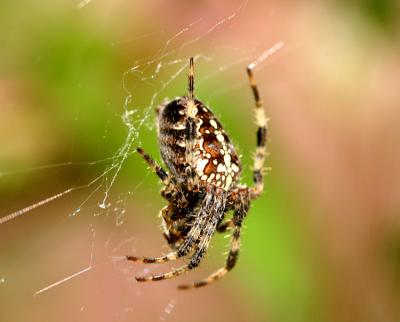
[157, 97, 241, 190]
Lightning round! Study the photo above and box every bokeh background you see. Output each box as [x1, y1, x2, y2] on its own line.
[1, 1, 400, 322]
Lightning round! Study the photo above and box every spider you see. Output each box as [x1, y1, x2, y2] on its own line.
[127, 57, 268, 289]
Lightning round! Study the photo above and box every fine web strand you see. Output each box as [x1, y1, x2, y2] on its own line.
[0, 160, 121, 224]
[33, 225, 127, 297]
[180, 0, 249, 50]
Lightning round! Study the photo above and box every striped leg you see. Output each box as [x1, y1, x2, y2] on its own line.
[127, 200, 210, 265]
[126, 207, 178, 264]
[136, 264, 189, 282]
[136, 147, 169, 184]
[127, 234, 194, 265]
[160, 205, 185, 247]
[246, 65, 268, 200]
[184, 57, 198, 191]
[216, 219, 234, 232]
[127, 252, 177, 264]
[135, 217, 217, 283]
[178, 212, 243, 289]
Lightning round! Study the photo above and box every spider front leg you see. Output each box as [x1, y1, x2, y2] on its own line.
[184, 57, 199, 191]
[136, 147, 169, 184]
[246, 65, 268, 199]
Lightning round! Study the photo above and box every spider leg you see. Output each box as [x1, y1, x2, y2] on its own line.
[177, 189, 225, 256]
[136, 265, 190, 282]
[160, 205, 185, 248]
[178, 210, 244, 290]
[246, 65, 268, 200]
[135, 213, 219, 283]
[184, 57, 198, 191]
[126, 215, 203, 264]
[216, 218, 234, 233]
[127, 196, 212, 265]
[136, 147, 169, 184]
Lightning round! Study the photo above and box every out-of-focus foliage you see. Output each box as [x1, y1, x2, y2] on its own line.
[349, 0, 399, 31]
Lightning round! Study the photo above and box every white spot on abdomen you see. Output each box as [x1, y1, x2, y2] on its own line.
[217, 163, 226, 173]
[195, 158, 209, 174]
[225, 174, 233, 189]
[224, 154, 231, 167]
[232, 163, 240, 173]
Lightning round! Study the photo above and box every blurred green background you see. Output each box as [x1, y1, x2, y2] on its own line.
[1, 1, 400, 322]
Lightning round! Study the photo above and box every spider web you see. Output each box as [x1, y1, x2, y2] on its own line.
[0, 1, 285, 321]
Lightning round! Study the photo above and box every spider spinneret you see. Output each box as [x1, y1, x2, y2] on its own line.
[127, 57, 268, 289]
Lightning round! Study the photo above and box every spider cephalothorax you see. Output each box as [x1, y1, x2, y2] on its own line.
[127, 58, 267, 289]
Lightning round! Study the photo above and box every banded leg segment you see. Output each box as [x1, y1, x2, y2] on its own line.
[188, 57, 194, 101]
[136, 215, 218, 283]
[127, 196, 212, 266]
[178, 211, 244, 290]
[126, 208, 178, 264]
[136, 265, 189, 282]
[184, 57, 198, 191]
[246, 66, 268, 199]
[127, 252, 177, 264]
[216, 219, 234, 232]
[136, 147, 169, 184]
[160, 205, 186, 248]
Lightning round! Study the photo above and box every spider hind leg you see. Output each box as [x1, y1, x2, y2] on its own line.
[126, 209, 189, 264]
[135, 191, 224, 284]
[127, 197, 210, 268]
[178, 209, 244, 290]
[160, 206, 190, 250]
[135, 216, 218, 283]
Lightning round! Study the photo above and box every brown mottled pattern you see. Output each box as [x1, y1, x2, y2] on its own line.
[157, 98, 241, 190]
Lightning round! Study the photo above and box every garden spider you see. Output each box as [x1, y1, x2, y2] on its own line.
[127, 57, 267, 289]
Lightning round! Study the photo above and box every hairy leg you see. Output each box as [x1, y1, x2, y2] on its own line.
[246, 65, 268, 199]
[178, 209, 245, 289]
[136, 147, 169, 184]
[135, 214, 218, 283]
